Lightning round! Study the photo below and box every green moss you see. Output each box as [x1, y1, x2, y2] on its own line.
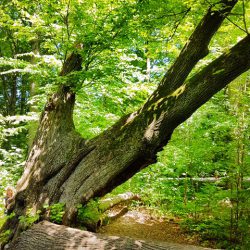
[0, 215, 7, 229]
[49, 203, 65, 224]
[213, 69, 225, 75]
[19, 209, 41, 230]
[0, 229, 11, 245]
[168, 84, 186, 99]
[77, 199, 101, 222]
[77, 199, 106, 230]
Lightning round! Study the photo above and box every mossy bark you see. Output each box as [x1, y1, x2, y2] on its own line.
[78, 192, 140, 231]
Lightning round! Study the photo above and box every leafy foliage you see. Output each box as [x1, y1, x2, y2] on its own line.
[19, 209, 41, 230]
[48, 203, 65, 224]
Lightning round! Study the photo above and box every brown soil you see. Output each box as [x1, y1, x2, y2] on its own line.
[99, 207, 207, 248]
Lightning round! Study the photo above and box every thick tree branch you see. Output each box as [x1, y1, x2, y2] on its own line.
[142, 35, 250, 148]
[59, 51, 82, 76]
[144, 0, 237, 110]
[242, 0, 249, 34]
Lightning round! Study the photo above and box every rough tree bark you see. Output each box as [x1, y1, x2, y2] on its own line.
[2, 0, 250, 247]
[8, 221, 210, 250]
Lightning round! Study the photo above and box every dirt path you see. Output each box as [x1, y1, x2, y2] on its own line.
[99, 207, 216, 249]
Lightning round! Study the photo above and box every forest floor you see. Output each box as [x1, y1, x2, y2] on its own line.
[99, 206, 217, 249]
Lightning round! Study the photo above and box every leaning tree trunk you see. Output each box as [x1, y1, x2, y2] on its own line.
[2, 0, 250, 247]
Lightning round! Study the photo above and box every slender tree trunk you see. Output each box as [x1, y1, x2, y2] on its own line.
[1, 75, 17, 116]
[9, 77, 17, 116]
[3, 0, 250, 247]
[20, 76, 27, 115]
[27, 39, 41, 148]
[145, 41, 151, 82]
